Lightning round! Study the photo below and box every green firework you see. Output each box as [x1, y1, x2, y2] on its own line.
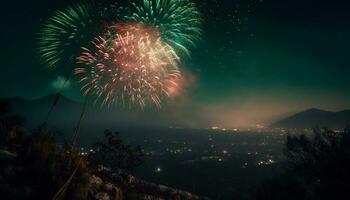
[125, 0, 202, 56]
[37, 1, 99, 73]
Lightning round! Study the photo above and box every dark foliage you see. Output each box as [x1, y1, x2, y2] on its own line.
[89, 130, 144, 172]
[1, 122, 145, 199]
[1, 125, 91, 200]
[0, 100, 25, 147]
[257, 126, 350, 200]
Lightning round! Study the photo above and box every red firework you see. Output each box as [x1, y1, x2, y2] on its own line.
[75, 23, 182, 109]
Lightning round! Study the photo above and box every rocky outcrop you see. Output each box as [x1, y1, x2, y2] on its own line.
[0, 151, 209, 200]
[89, 166, 210, 200]
[0, 149, 17, 161]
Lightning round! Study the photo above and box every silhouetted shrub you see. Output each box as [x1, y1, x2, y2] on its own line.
[1, 125, 91, 200]
[0, 99, 24, 147]
[0, 101, 145, 199]
[257, 126, 350, 200]
[89, 130, 144, 172]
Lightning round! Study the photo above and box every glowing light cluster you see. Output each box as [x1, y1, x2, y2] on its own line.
[75, 24, 182, 109]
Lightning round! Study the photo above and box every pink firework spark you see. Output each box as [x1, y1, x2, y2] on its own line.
[75, 23, 182, 109]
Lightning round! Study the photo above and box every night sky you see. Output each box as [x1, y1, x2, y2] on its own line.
[1, 0, 350, 128]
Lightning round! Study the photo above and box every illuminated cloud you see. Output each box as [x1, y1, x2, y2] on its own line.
[51, 76, 71, 90]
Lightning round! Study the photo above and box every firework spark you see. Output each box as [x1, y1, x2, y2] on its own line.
[124, 0, 202, 56]
[75, 23, 182, 109]
[37, 1, 99, 73]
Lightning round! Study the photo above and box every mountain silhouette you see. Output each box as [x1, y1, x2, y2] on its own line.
[2, 94, 85, 127]
[0, 95, 187, 145]
[271, 108, 350, 129]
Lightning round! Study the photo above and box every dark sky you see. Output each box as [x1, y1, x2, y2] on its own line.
[1, 0, 350, 128]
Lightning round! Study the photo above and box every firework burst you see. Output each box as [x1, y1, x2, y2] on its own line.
[124, 0, 202, 56]
[37, 1, 99, 73]
[75, 23, 182, 109]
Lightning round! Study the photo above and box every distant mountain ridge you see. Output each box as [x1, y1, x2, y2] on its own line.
[4, 95, 350, 131]
[0, 94, 179, 135]
[271, 108, 350, 129]
[0, 94, 168, 145]
[2, 94, 86, 128]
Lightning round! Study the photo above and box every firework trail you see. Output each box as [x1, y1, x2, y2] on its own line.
[37, 1, 99, 73]
[75, 23, 182, 109]
[124, 0, 202, 56]
[97, 0, 127, 24]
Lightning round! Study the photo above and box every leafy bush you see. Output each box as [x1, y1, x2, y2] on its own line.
[89, 130, 144, 172]
[0, 99, 144, 199]
[1, 125, 91, 200]
[257, 126, 350, 200]
[0, 99, 24, 147]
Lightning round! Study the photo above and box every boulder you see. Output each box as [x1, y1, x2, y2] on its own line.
[0, 149, 17, 161]
[103, 182, 114, 192]
[90, 175, 103, 189]
[94, 192, 110, 200]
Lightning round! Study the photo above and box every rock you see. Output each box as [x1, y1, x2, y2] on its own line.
[0, 149, 17, 161]
[103, 182, 114, 192]
[90, 175, 103, 189]
[95, 167, 211, 200]
[114, 187, 123, 200]
[94, 192, 110, 200]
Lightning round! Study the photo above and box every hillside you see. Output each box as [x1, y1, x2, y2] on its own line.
[271, 108, 350, 129]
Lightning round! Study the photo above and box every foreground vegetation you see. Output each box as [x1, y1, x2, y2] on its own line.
[258, 126, 350, 200]
[2, 99, 350, 199]
[0, 99, 209, 200]
[0, 100, 143, 199]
